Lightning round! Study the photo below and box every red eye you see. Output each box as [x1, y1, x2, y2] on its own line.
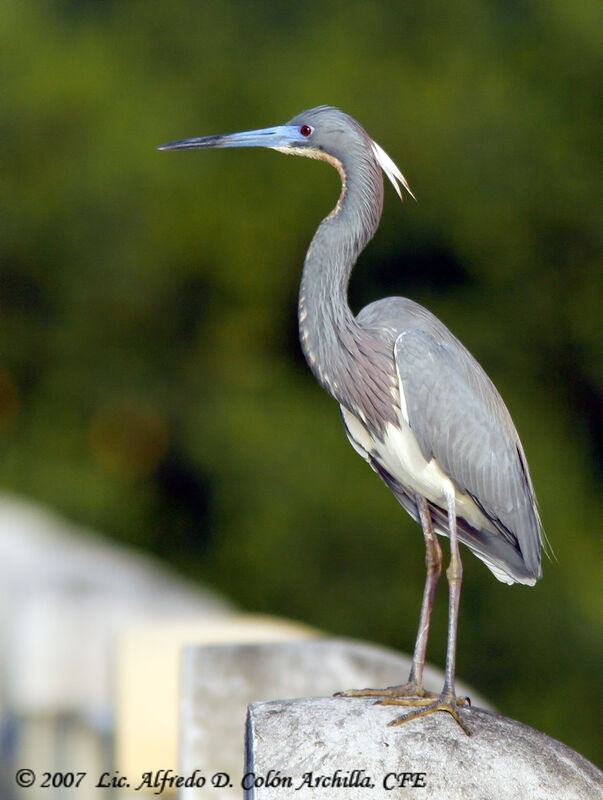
[300, 125, 312, 136]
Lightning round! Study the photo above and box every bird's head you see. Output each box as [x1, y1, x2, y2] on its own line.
[158, 105, 414, 201]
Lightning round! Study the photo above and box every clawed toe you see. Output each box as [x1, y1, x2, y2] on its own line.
[387, 692, 472, 736]
[336, 681, 436, 700]
[378, 695, 436, 707]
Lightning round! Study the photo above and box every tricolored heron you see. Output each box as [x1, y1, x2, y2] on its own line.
[159, 106, 544, 734]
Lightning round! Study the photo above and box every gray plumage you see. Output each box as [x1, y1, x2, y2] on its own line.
[159, 104, 545, 733]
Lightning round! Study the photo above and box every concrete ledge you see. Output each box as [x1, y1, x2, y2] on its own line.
[245, 697, 602, 800]
[179, 638, 491, 798]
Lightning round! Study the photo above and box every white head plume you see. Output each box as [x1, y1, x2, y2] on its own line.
[370, 139, 416, 202]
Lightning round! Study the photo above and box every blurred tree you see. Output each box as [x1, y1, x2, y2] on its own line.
[1, 0, 601, 762]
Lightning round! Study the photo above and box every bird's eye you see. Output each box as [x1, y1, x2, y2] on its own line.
[300, 125, 313, 137]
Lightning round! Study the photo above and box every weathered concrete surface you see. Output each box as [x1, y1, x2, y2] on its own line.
[245, 697, 602, 800]
[179, 639, 491, 799]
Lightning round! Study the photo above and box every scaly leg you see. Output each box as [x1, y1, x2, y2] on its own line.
[337, 495, 442, 701]
[382, 488, 471, 734]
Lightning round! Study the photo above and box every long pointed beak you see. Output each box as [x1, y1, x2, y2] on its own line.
[158, 125, 305, 152]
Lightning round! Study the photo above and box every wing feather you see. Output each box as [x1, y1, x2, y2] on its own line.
[394, 327, 541, 576]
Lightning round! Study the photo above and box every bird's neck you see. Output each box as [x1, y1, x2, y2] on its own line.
[298, 153, 384, 401]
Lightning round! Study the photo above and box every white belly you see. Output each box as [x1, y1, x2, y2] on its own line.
[341, 406, 491, 533]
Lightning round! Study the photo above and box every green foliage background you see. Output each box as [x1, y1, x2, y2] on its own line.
[2, 0, 601, 762]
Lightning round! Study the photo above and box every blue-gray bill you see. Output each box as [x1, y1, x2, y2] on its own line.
[158, 125, 308, 152]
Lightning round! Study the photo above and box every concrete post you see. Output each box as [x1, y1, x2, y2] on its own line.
[245, 696, 602, 800]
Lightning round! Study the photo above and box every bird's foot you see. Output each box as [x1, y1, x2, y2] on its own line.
[335, 680, 437, 701]
[382, 690, 472, 735]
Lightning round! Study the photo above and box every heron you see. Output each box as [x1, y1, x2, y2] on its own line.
[159, 106, 545, 735]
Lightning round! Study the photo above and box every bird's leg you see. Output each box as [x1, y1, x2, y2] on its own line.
[382, 488, 471, 734]
[336, 495, 441, 701]
[404, 495, 442, 696]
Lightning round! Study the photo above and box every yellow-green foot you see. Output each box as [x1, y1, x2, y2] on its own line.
[383, 692, 472, 735]
[335, 681, 437, 700]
